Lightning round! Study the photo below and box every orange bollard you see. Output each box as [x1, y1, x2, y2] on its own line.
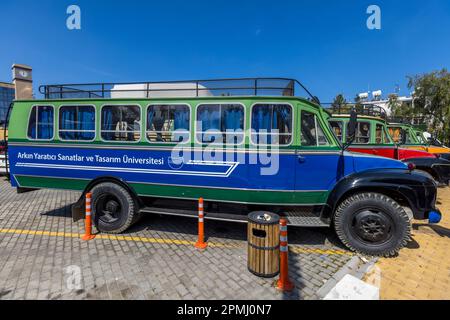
[195, 198, 208, 249]
[81, 193, 96, 241]
[277, 218, 294, 292]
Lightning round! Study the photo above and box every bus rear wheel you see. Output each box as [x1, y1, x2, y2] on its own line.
[91, 182, 137, 234]
[334, 192, 411, 257]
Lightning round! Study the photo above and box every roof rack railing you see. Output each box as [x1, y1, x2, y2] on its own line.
[38, 77, 318, 101]
[323, 103, 387, 120]
[386, 116, 427, 126]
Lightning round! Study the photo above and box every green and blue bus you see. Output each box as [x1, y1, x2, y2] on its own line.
[4, 78, 442, 256]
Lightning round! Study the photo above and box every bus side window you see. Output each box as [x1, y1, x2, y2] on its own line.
[405, 130, 413, 144]
[375, 124, 383, 144]
[353, 122, 371, 144]
[147, 104, 190, 143]
[196, 104, 244, 145]
[251, 104, 292, 145]
[383, 127, 392, 144]
[329, 121, 343, 142]
[59, 105, 95, 141]
[101, 105, 141, 142]
[27, 105, 54, 140]
[301, 111, 330, 147]
[388, 127, 400, 143]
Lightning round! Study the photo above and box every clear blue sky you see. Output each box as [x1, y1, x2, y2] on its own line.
[1, 0, 449, 102]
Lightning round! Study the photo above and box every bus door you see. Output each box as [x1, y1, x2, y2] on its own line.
[295, 110, 342, 196]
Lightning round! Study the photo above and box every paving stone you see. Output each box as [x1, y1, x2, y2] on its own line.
[0, 178, 354, 300]
[368, 187, 450, 300]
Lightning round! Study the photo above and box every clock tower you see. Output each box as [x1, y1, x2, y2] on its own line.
[12, 64, 33, 100]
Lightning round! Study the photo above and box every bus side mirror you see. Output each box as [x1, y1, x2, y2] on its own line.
[346, 110, 358, 145]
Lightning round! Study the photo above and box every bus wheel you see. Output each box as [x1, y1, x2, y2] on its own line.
[91, 182, 137, 234]
[334, 193, 411, 257]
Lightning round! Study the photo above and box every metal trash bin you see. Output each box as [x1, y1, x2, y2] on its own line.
[247, 211, 280, 278]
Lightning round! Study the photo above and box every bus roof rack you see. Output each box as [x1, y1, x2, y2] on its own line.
[386, 116, 427, 126]
[38, 77, 318, 101]
[324, 103, 387, 120]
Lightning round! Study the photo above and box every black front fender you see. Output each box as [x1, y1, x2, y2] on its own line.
[405, 157, 450, 184]
[323, 168, 438, 221]
[438, 153, 450, 161]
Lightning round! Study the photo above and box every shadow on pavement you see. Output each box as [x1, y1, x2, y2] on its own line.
[129, 214, 347, 249]
[413, 223, 450, 238]
[41, 205, 72, 218]
[39, 202, 348, 251]
[406, 237, 420, 249]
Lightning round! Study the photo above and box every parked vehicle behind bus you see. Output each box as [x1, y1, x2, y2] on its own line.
[0, 138, 6, 175]
[388, 122, 450, 161]
[329, 106, 450, 185]
[4, 78, 442, 256]
[0, 152, 6, 175]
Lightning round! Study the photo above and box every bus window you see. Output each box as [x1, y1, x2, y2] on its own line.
[196, 104, 244, 145]
[59, 105, 95, 141]
[301, 111, 330, 147]
[404, 130, 414, 144]
[251, 104, 292, 145]
[416, 131, 427, 144]
[147, 104, 190, 143]
[27, 105, 54, 140]
[383, 127, 393, 144]
[101, 105, 141, 142]
[389, 127, 401, 143]
[329, 121, 343, 142]
[375, 124, 383, 144]
[354, 122, 370, 144]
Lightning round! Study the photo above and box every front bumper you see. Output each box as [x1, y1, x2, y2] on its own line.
[397, 170, 441, 221]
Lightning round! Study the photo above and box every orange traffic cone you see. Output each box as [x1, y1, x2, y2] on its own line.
[195, 198, 208, 249]
[277, 218, 294, 291]
[81, 193, 96, 241]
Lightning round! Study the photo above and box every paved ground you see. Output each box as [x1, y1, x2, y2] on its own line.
[364, 187, 450, 300]
[0, 178, 354, 300]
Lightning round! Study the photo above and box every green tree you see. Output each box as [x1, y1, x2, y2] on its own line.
[354, 94, 363, 110]
[331, 94, 347, 112]
[407, 69, 450, 144]
[388, 94, 408, 118]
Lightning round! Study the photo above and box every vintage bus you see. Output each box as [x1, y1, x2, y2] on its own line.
[4, 78, 442, 256]
[388, 122, 450, 161]
[1, 127, 7, 174]
[329, 107, 450, 185]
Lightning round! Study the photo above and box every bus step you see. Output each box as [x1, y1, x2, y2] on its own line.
[284, 208, 329, 227]
[284, 216, 329, 227]
[139, 206, 330, 227]
[139, 206, 248, 223]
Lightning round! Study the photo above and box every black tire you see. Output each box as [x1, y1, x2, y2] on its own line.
[91, 182, 138, 234]
[334, 193, 411, 257]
